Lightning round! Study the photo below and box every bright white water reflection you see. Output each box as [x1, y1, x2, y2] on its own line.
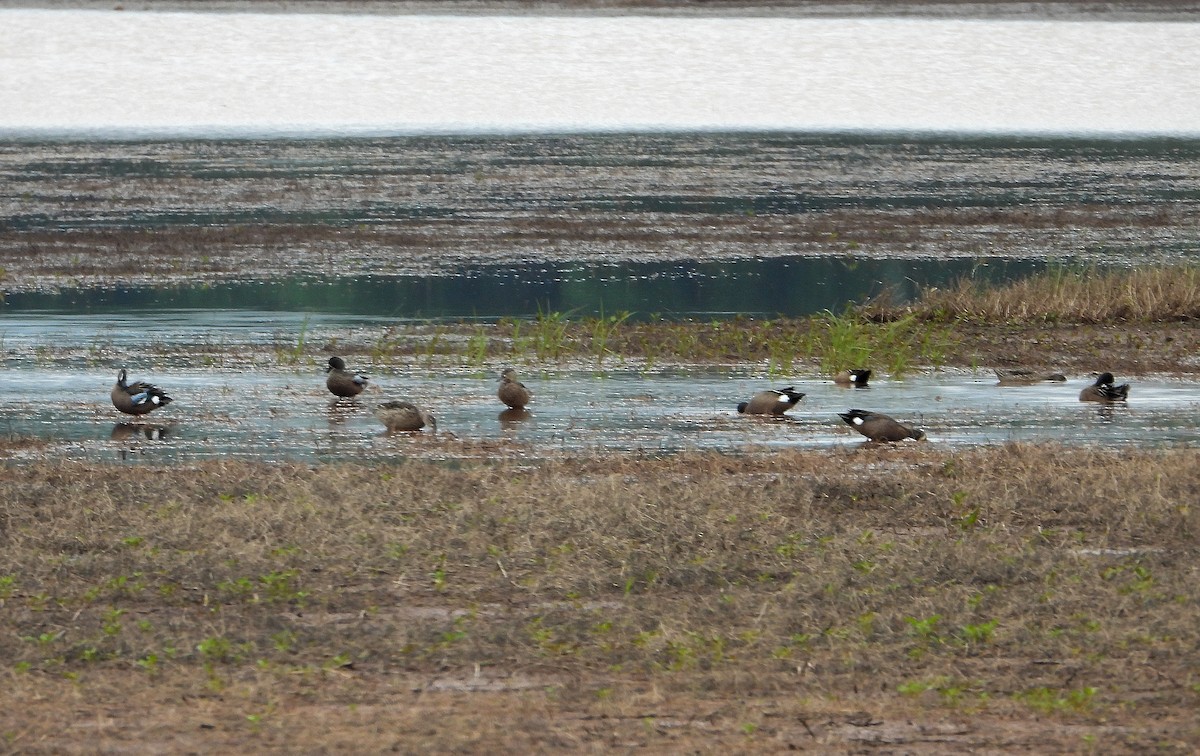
[2, 11, 1198, 136]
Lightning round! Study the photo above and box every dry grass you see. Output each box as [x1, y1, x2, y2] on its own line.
[897, 265, 1200, 324]
[2, 445, 1199, 751]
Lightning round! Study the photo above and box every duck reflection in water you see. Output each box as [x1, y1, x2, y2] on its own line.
[111, 422, 170, 442]
[499, 407, 532, 428]
[326, 397, 364, 425]
[1091, 402, 1126, 423]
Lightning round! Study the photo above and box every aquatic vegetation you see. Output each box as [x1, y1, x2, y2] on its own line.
[531, 305, 572, 360]
[808, 310, 951, 377]
[463, 326, 490, 367]
[272, 315, 310, 366]
[584, 308, 632, 365]
[369, 326, 403, 362]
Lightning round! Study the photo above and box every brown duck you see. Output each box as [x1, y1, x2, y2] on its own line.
[498, 368, 532, 410]
[325, 356, 368, 398]
[111, 369, 173, 416]
[994, 368, 1067, 386]
[833, 369, 872, 387]
[838, 409, 925, 442]
[737, 387, 805, 416]
[375, 400, 437, 433]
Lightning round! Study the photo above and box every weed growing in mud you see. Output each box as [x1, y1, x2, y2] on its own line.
[585, 307, 632, 365]
[347, 310, 953, 374]
[464, 326, 490, 367]
[532, 305, 572, 360]
[273, 315, 310, 366]
[809, 310, 950, 376]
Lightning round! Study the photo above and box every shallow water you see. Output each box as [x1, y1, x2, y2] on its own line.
[3, 367, 1195, 463]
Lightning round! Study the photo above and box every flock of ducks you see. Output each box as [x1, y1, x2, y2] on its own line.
[109, 359, 1132, 444]
[732, 372, 928, 442]
[732, 369, 1130, 441]
[110, 357, 524, 435]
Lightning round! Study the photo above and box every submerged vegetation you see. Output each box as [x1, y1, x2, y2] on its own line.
[2, 445, 1198, 750]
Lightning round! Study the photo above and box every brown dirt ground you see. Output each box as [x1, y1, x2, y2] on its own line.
[3, 448, 1200, 752]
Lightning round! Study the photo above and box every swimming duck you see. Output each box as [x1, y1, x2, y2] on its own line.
[994, 368, 1067, 386]
[498, 367, 532, 410]
[838, 409, 925, 442]
[737, 387, 805, 416]
[326, 356, 368, 398]
[375, 400, 437, 433]
[111, 369, 173, 416]
[833, 369, 872, 387]
[1079, 372, 1130, 402]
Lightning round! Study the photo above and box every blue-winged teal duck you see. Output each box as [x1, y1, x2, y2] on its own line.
[994, 368, 1067, 386]
[326, 356, 368, 398]
[839, 409, 925, 442]
[498, 367, 532, 410]
[1079, 372, 1129, 402]
[737, 387, 805, 416]
[375, 400, 437, 433]
[111, 369, 173, 416]
[833, 369, 872, 387]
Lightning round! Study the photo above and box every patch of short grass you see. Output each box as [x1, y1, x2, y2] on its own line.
[1, 444, 1198, 750]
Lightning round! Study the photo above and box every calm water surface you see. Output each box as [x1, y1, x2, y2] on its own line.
[0, 257, 1048, 324]
[1, 11, 1198, 136]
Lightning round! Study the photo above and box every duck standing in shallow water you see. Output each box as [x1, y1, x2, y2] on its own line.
[325, 356, 369, 398]
[111, 369, 173, 416]
[1079, 372, 1130, 402]
[737, 387, 805, 416]
[498, 367, 532, 410]
[838, 409, 925, 442]
[376, 401, 437, 433]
